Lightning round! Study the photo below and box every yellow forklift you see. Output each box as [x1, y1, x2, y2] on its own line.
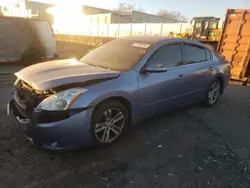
[191, 17, 221, 40]
[169, 17, 221, 49]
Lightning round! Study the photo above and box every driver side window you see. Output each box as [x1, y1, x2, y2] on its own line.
[147, 43, 183, 69]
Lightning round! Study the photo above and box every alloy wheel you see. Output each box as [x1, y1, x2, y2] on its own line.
[94, 108, 124, 143]
[208, 82, 220, 105]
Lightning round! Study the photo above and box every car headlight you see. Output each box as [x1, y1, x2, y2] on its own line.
[37, 88, 88, 111]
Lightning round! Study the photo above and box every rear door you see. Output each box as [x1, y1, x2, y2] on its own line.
[182, 43, 215, 101]
[28, 20, 56, 58]
[0, 19, 19, 62]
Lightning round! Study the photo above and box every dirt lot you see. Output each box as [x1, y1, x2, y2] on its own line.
[0, 42, 250, 188]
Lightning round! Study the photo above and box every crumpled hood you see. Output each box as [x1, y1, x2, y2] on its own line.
[15, 59, 121, 91]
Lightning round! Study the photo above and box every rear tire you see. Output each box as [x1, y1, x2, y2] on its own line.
[204, 79, 222, 107]
[22, 53, 41, 66]
[91, 100, 129, 146]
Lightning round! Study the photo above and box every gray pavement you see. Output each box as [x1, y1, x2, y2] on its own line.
[0, 73, 16, 86]
[189, 84, 250, 158]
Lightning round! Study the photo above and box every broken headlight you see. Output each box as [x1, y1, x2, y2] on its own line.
[37, 88, 88, 111]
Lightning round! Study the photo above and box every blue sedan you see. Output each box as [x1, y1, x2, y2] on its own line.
[8, 36, 231, 150]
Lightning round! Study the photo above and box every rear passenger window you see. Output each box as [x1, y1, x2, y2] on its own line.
[205, 49, 213, 60]
[184, 44, 207, 64]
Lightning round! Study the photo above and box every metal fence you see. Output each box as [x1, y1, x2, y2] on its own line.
[53, 22, 191, 37]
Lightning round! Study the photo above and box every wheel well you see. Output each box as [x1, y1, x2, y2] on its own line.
[215, 76, 224, 94]
[94, 97, 132, 123]
[22, 48, 43, 60]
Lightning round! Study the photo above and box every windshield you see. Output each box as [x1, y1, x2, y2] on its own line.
[80, 39, 152, 71]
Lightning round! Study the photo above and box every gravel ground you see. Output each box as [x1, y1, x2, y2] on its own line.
[0, 97, 250, 188]
[0, 42, 250, 188]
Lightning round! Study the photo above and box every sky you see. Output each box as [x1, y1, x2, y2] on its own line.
[1, 0, 250, 19]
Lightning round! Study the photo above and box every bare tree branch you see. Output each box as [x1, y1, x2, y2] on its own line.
[157, 10, 188, 22]
[117, 3, 145, 12]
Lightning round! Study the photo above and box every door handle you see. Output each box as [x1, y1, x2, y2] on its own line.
[177, 74, 184, 80]
[208, 66, 215, 71]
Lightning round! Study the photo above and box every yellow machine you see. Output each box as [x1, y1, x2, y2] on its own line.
[191, 17, 221, 41]
[169, 17, 222, 49]
[208, 28, 222, 41]
[168, 32, 190, 39]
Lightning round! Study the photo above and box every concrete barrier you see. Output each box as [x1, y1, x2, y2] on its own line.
[55, 34, 115, 46]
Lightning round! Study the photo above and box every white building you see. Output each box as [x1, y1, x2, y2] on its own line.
[82, 6, 180, 24]
[113, 10, 179, 23]
[0, 0, 53, 23]
[85, 13, 131, 24]
[0, 0, 30, 17]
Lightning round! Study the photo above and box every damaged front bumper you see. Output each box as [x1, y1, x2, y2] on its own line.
[8, 99, 93, 151]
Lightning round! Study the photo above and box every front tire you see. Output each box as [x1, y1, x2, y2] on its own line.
[204, 79, 222, 107]
[91, 100, 129, 146]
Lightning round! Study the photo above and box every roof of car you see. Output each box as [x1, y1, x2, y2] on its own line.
[121, 36, 171, 43]
[120, 36, 208, 48]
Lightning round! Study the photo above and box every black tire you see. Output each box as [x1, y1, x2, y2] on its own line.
[22, 53, 41, 66]
[91, 100, 129, 146]
[204, 79, 222, 107]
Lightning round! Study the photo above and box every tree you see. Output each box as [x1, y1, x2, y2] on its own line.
[117, 3, 144, 12]
[157, 10, 188, 22]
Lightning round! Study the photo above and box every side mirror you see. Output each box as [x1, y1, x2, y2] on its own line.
[142, 67, 167, 73]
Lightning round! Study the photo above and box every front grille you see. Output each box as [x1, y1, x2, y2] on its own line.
[14, 80, 50, 113]
[16, 80, 33, 101]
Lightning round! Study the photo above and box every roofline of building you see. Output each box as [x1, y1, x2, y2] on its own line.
[114, 9, 182, 22]
[25, 0, 54, 6]
[133, 10, 182, 22]
[83, 5, 113, 13]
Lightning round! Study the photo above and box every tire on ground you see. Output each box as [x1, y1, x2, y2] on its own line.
[91, 100, 129, 146]
[204, 78, 222, 107]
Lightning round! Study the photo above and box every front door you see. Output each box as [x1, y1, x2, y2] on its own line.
[138, 42, 192, 117]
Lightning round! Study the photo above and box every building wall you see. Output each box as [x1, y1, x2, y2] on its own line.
[110, 13, 131, 23]
[83, 5, 111, 15]
[131, 11, 179, 23]
[84, 11, 176, 24]
[25, 0, 54, 24]
[85, 13, 131, 24]
[0, 0, 26, 11]
[85, 13, 112, 24]
[82, 6, 179, 24]
[0, 0, 30, 17]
